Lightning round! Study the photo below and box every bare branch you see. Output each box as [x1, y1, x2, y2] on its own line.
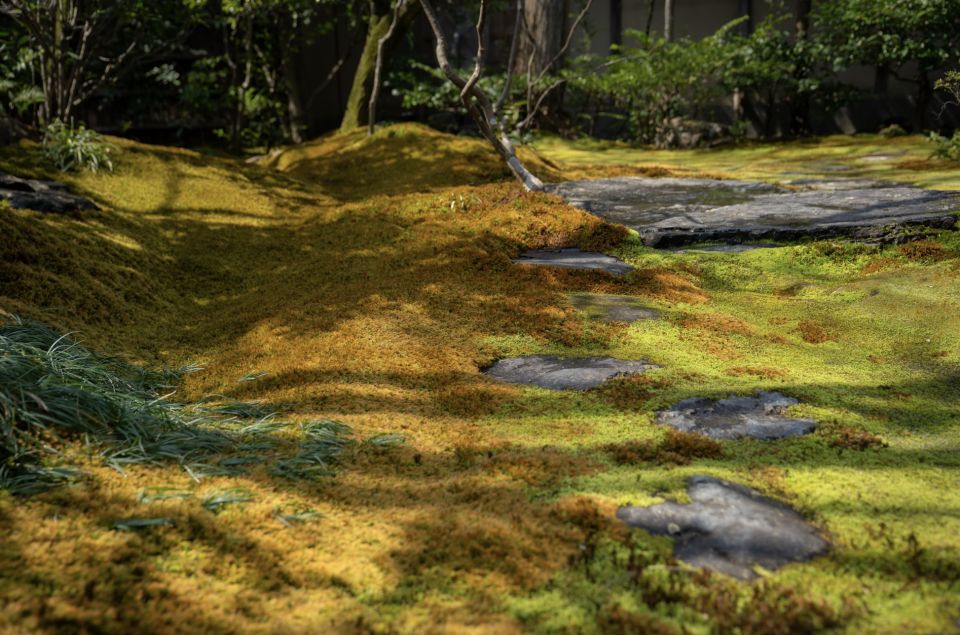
[461, 0, 488, 99]
[418, 0, 543, 191]
[494, 0, 523, 117]
[368, 0, 408, 136]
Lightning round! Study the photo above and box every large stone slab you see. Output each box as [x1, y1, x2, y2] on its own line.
[483, 355, 657, 390]
[569, 293, 659, 323]
[617, 475, 830, 580]
[0, 171, 98, 214]
[547, 176, 959, 247]
[513, 248, 634, 276]
[656, 391, 815, 440]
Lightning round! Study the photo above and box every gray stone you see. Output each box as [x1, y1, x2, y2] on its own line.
[483, 355, 657, 391]
[547, 176, 960, 248]
[656, 391, 815, 440]
[513, 248, 634, 276]
[617, 475, 830, 580]
[569, 293, 659, 323]
[0, 171, 98, 214]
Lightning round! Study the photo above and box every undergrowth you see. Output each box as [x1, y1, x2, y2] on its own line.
[0, 317, 357, 495]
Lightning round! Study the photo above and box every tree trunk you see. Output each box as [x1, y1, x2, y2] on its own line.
[513, 0, 567, 76]
[790, 0, 810, 135]
[916, 69, 932, 132]
[610, 0, 623, 49]
[339, 2, 392, 132]
[664, 0, 675, 41]
[419, 0, 543, 191]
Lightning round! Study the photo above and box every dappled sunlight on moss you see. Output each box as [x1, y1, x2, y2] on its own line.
[1, 124, 959, 632]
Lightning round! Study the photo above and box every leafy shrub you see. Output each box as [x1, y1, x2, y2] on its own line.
[879, 123, 907, 137]
[928, 131, 960, 161]
[42, 120, 114, 173]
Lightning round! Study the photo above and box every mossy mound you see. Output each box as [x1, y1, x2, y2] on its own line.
[0, 125, 958, 633]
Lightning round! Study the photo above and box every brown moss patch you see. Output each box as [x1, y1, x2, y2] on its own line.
[828, 426, 888, 451]
[679, 313, 757, 337]
[597, 605, 680, 635]
[727, 366, 788, 380]
[593, 374, 673, 411]
[861, 257, 900, 275]
[797, 320, 836, 344]
[604, 430, 723, 466]
[897, 240, 955, 263]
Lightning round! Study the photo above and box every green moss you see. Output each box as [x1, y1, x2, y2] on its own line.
[0, 126, 958, 633]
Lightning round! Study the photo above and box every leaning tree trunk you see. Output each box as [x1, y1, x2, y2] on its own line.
[340, 2, 392, 132]
[419, 0, 544, 191]
[341, 0, 415, 132]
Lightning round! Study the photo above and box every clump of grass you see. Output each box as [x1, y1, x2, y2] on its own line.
[0, 317, 359, 494]
[269, 420, 354, 480]
[201, 488, 255, 513]
[0, 317, 234, 494]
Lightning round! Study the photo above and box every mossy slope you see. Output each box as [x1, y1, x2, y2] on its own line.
[0, 127, 958, 633]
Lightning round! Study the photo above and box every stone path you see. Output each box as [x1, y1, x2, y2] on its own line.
[548, 176, 959, 247]
[1, 171, 98, 214]
[513, 248, 634, 275]
[483, 355, 657, 390]
[617, 475, 830, 579]
[656, 391, 815, 440]
[569, 293, 659, 323]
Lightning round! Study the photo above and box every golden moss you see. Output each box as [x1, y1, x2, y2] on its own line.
[1, 124, 959, 634]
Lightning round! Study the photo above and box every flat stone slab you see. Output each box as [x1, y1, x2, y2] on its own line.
[0, 171, 98, 214]
[569, 293, 659, 323]
[617, 475, 830, 579]
[483, 355, 657, 390]
[513, 248, 634, 276]
[656, 391, 815, 440]
[547, 176, 959, 247]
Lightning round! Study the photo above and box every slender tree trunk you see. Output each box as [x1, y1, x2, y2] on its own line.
[791, 0, 811, 135]
[419, 0, 543, 191]
[916, 69, 932, 132]
[368, 0, 407, 136]
[610, 0, 623, 50]
[644, 0, 656, 37]
[664, 0, 675, 41]
[340, 2, 392, 132]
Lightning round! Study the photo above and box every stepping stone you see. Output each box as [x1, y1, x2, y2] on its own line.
[0, 170, 98, 214]
[617, 475, 830, 580]
[513, 248, 634, 276]
[546, 176, 960, 248]
[569, 293, 659, 323]
[483, 355, 657, 391]
[655, 391, 815, 440]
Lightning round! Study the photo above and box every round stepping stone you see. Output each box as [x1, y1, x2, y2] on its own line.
[483, 355, 657, 391]
[513, 248, 634, 276]
[655, 391, 815, 440]
[617, 475, 830, 580]
[547, 176, 959, 248]
[569, 293, 659, 323]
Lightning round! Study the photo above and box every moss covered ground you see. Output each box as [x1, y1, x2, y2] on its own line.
[1, 124, 958, 633]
